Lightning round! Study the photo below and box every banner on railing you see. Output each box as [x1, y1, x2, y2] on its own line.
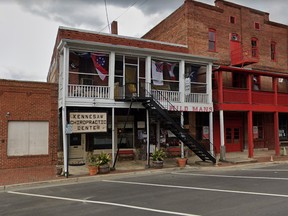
[69, 112, 107, 133]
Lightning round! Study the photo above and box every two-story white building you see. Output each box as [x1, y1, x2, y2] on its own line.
[48, 26, 216, 176]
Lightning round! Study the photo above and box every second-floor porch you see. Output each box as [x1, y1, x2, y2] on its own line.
[58, 46, 215, 110]
[213, 66, 288, 111]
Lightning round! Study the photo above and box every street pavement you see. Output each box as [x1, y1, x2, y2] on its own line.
[1, 161, 288, 216]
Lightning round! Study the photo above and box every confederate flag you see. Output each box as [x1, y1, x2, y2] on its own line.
[91, 53, 108, 81]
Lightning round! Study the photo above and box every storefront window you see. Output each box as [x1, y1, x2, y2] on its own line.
[87, 131, 112, 150]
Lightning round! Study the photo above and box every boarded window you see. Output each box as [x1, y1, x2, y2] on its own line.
[271, 41, 276, 61]
[8, 121, 49, 156]
[208, 29, 216, 51]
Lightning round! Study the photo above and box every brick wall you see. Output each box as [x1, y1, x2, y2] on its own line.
[144, 0, 288, 72]
[142, 5, 187, 45]
[0, 79, 58, 169]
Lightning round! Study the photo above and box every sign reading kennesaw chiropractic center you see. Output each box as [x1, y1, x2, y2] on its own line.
[69, 112, 107, 133]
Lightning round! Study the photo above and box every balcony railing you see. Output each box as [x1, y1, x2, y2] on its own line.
[214, 87, 288, 106]
[67, 84, 211, 105]
[68, 84, 110, 99]
[185, 93, 208, 103]
[151, 89, 180, 103]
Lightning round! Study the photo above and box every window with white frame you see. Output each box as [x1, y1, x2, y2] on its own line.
[7, 121, 49, 156]
[151, 59, 179, 91]
[68, 51, 109, 86]
[185, 63, 207, 94]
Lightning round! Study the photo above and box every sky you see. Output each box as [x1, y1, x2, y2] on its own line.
[0, 0, 287, 82]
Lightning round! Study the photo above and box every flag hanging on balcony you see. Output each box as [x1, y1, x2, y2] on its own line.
[166, 62, 176, 80]
[188, 66, 199, 82]
[91, 53, 108, 81]
[152, 60, 163, 86]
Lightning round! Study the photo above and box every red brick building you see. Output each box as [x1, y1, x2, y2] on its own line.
[0, 79, 58, 185]
[143, 0, 288, 159]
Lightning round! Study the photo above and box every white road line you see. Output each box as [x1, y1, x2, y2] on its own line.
[103, 180, 288, 198]
[240, 168, 288, 172]
[171, 172, 288, 180]
[7, 191, 200, 216]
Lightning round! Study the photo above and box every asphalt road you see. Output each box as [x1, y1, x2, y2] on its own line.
[1, 163, 288, 216]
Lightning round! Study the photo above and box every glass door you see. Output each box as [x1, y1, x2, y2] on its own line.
[125, 56, 138, 98]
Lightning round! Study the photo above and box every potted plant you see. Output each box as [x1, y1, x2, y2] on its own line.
[177, 157, 188, 168]
[151, 148, 166, 168]
[87, 152, 99, 175]
[97, 152, 111, 174]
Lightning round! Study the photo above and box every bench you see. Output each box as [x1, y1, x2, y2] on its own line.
[118, 149, 135, 160]
[166, 147, 181, 157]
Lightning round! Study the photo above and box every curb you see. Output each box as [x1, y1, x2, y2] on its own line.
[2, 160, 288, 192]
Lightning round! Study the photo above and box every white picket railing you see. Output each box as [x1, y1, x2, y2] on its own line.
[185, 93, 208, 103]
[67, 84, 208, 104]
[151, 90, 180, 102]
[68, 84, 110, 99]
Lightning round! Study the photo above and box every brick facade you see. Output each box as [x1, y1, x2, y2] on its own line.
[143, 0, 288, 73]
[0, 79, 58, 170]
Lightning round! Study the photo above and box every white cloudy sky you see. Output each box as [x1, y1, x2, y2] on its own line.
[0, 0, 287, 82]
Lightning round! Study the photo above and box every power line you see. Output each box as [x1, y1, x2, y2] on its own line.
[98, 0, 146, 33]
[104, 0, 111, 33]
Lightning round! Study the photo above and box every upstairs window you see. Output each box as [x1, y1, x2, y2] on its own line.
[251, 38, 258, 58]
[254, 22, 260, 30]
[208, 28, 216, 52]
[230, 16, 235, 24]
[271, 41, 276, 61]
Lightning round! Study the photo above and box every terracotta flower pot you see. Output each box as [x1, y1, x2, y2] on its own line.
[177, 158, 187, 168]
[88, 166, 98, 175]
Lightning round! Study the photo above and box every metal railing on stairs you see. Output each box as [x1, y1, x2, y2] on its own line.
[143, 86, 216, 163]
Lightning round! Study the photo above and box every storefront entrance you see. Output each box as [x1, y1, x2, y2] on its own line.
[69, 133, 85, 163]
[225, 123, 242, 152]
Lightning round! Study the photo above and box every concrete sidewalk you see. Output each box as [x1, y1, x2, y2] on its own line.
[68, 149, 288, 177]
[1, 149, 288, 188]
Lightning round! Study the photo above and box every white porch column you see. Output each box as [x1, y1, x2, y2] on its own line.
[109, 51, 115, 99]
[207, 63, 213, 103]
[62, 46, 69, 177]
[145, 56, 151, 95]
[219, 110, 226, 161]
[209, 111, 214, 156]
[207, 63, 214, 156]
[112, 107, 115, 163]
[179, 60, 185, 103]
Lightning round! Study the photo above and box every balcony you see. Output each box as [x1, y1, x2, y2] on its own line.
[231, 47, 259, 67]
[213, 88, 288, 107]
[68, 84, 110, 99]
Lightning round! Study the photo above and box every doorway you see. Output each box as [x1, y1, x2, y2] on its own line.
[225, 124, 242, 152]
[125, 56, 138, 98]
[69, 133, 85, 163]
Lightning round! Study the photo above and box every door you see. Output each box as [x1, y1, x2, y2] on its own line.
[125, 65, 138, 97]
[225, 125, 242, 152]
[69, 133, 85, 163]
[230, 33, 241, 64]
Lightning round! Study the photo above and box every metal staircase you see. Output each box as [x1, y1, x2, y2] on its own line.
[142, 95, 216, 164]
